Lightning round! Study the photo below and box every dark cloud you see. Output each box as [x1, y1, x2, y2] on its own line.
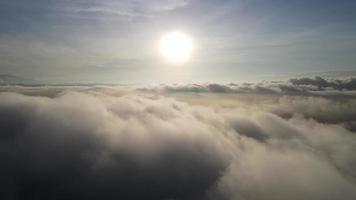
[139, 77, 356, 97]
[289, 76, 356, 90]
[0, 83, 356, 200]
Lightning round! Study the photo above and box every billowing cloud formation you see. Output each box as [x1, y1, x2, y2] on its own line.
[1, 81, 356, 200]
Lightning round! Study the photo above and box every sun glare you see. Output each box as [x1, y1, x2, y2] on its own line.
[159, 31, 193, 64]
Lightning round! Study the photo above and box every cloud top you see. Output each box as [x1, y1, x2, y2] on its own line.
[0, 80, 356, 199]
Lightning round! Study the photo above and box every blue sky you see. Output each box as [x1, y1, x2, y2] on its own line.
[0, 0, 355, 83]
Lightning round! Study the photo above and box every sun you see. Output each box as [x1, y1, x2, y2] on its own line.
[159, 31, 193, 64]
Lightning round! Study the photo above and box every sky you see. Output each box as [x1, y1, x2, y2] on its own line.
[0, 0, 355, 83]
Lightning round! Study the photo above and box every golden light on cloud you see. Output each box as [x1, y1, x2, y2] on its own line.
[159, 31, 193, 64]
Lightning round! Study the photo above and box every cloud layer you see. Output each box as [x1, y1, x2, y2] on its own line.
[1, 79, 356, 200]
[140, 76, 356, 96]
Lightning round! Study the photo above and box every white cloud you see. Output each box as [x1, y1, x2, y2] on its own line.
[0, 83, 356, 199]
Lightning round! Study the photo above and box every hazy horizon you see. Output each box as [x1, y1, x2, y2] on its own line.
[0, 0, 355, 83]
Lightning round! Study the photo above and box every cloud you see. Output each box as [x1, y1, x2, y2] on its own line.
[268, 95, 356, 127]
[0, 91, 230, 200]
[289, 76, 356, 90]
[139, 76, 356, 97]
[61, 0, 190, 18]
[0, 83, 356, 199]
